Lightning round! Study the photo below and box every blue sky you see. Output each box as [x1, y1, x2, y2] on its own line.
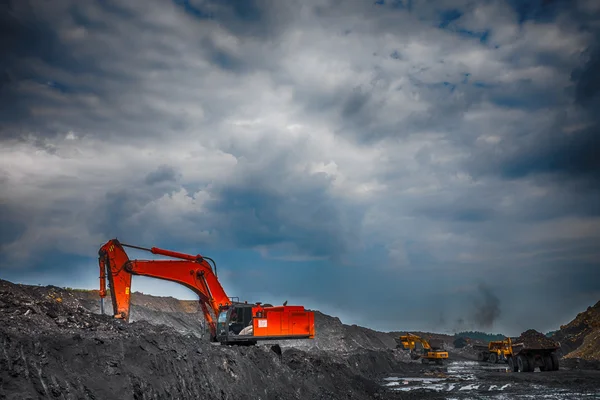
[1, 0, 599, 336]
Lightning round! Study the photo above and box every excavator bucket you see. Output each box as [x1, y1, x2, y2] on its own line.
[99, 241, 133, 320]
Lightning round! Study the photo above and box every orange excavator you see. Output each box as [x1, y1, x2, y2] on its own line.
[98, 238, 315, 345]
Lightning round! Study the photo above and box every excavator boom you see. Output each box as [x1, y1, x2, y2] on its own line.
[98, 238, 315, 344]
[98, 239, 229, 338]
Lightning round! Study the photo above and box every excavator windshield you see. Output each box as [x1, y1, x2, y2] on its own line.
[217, 304, 254, 336]
[217, 310, 228, 338]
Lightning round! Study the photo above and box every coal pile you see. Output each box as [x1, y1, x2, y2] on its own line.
[453, 337, 469, 349]
[513, 329, 559, 350]
[0, 279, 421, 400]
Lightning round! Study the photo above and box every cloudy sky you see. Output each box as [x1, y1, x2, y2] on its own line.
[1, 0, 599, 336]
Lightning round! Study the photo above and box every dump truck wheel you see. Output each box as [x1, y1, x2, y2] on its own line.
[489, 353, 498, 364]
[477, 352, 485, 361]
[508, 357, 518, 372]
[517, 355, 530, 372]
[551, 353, 559, 371]
[540, 354, 551, 371]
[527, 355, 536, 372]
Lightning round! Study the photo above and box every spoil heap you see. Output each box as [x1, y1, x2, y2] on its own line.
[270, 311, 411, 358]
[453, 337, 469, 349]
[551, 301, 600, 361]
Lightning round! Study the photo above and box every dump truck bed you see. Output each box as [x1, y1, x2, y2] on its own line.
[511, 330, 560, 352]
[511, 342, 560, 352]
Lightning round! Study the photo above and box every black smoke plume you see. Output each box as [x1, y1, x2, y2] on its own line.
[472, 283, 501, 329]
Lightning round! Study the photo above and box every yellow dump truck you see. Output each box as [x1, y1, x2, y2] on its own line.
[474, 338, 513, 364]
[475, 336, 560, 372]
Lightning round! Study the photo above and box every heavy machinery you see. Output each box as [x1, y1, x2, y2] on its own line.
[474, 338, 512, 364]
[475, 337, 560, 372]
[396, 333, 449, 365]
[97, 238, 315, 345]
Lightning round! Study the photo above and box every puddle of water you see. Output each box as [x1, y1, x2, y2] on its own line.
[383, 377, 445, 382]
[382, 361, 513, 394]
[465, 393, 600, 400]
[382, 360, 600, 398]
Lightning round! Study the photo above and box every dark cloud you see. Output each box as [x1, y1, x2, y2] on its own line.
[573, 40, 600, 107]
[204, 158, 362, 261]
[466, 13, 600, 187]
[145, 165, 179, 185]
[504, 0, 573, 24]
[417, 206, 496, 223]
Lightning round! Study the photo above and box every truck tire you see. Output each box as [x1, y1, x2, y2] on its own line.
[551, 353, 559, 371]
[517, 354, 530, 372]
[478, 352, 485, 361]
[540, 354, 553, 371]
[527, 354, 536, 372]
[508, 357, 518, 372]
[489, 353, 498, 364]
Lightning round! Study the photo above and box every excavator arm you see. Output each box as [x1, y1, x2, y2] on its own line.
[98, 238, 231, 339]
[398, 333, 432, 350]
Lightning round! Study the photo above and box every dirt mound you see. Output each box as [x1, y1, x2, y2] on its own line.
[270, 311, 408, 356]
[551, 301, 600, 361]
[453, 337, 469, 348]
[513, 329, 559, 349]
[564, 329, 600, 360]
[0, 279, 421, 399]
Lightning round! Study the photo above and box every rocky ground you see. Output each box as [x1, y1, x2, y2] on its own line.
[1, 279, 600, 399]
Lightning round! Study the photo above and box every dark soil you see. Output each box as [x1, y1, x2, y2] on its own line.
[0, 279, 419, 400]
[561, 357, 600, 370]
[551, 300, 600, 360]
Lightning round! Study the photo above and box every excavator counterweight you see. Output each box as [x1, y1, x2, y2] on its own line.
[98, 238, 315, 345]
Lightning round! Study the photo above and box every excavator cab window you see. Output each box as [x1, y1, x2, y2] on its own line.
[217, 310, 229, 337]
[227, 304, 253, 335]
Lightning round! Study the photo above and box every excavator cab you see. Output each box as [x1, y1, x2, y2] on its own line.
[216, 303, 254, 337]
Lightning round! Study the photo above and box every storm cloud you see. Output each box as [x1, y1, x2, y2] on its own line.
[1, 0, 599, 335]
